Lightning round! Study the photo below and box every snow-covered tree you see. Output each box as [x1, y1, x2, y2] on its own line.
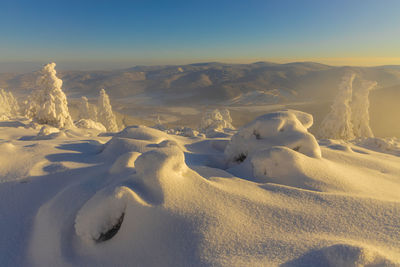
[78, 96, 98, 121]
[351, 79, 376, 138]
[26, 63, 73, 128]
[97, 89, 118, 132]
[318, 73, 356, 140]
[0, 89, 19, 120]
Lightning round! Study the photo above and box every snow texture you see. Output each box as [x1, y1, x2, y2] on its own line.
[0, 108, 400, 266]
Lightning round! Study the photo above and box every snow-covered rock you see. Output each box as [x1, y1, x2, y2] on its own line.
[225, 110, 321, 164]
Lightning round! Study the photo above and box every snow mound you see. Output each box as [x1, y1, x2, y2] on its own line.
[37, 125, 60, 136]
[355, 137, 400, 156]
[76, 143, 188, 245]
[251, 146, 313, 185]
[199, 108, 234, 137]
[286, 243, 396, 267]
[75, 119, 106, 131]
[102, 126, 178, 157]
[109, 152, 141, 174]
[116, 125, 169, 142]
[225, 109, 321, 164]
[133, 145, 188, 203]
[75, 186, 149, 243]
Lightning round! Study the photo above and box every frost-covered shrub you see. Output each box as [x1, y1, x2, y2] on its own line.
[0, 89, 19, 120]
[25, 63, 73, 128]
[97, 89, 118, 132]
[225, 110, 321, 163]
[199, 108, 234, 136]
[318, 73, 356, 140]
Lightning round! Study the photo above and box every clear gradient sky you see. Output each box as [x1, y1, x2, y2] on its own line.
[1, 0, 400, 70]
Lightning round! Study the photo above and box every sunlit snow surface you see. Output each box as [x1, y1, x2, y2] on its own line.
[0, 112, 399, 266]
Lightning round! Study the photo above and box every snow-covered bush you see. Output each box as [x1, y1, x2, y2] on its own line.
[173, 127, 199, 137]
[25, 63, 73, 128]
[97, 89, 118, 132]
[152, 115, 166, 131]
[199, 108, 234, 136]
[318, 73, 356, 140]
[0, 89, 19, 120]
[75, 119, 106, 131]
[351, 80, 376, 138]
[225, 110, 321, 163]
[37, 125, 60, 136]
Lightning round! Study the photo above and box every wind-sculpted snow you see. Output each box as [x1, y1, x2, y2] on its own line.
[0, 115, 399, 266]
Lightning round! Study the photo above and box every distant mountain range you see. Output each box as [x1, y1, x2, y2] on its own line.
[1, 61, 400, 106]
[1, 61, 399, 137]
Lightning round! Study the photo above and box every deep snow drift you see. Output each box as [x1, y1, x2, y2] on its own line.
[0, 108, 399, 266]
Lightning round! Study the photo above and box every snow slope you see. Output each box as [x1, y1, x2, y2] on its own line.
[0, 110, 399, 266]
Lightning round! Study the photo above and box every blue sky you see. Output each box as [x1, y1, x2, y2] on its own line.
[1, 0, 400, 70]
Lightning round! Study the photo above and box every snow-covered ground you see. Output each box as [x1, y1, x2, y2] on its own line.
[0, 110, 399, 266]
[1, 63, 399, 266]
